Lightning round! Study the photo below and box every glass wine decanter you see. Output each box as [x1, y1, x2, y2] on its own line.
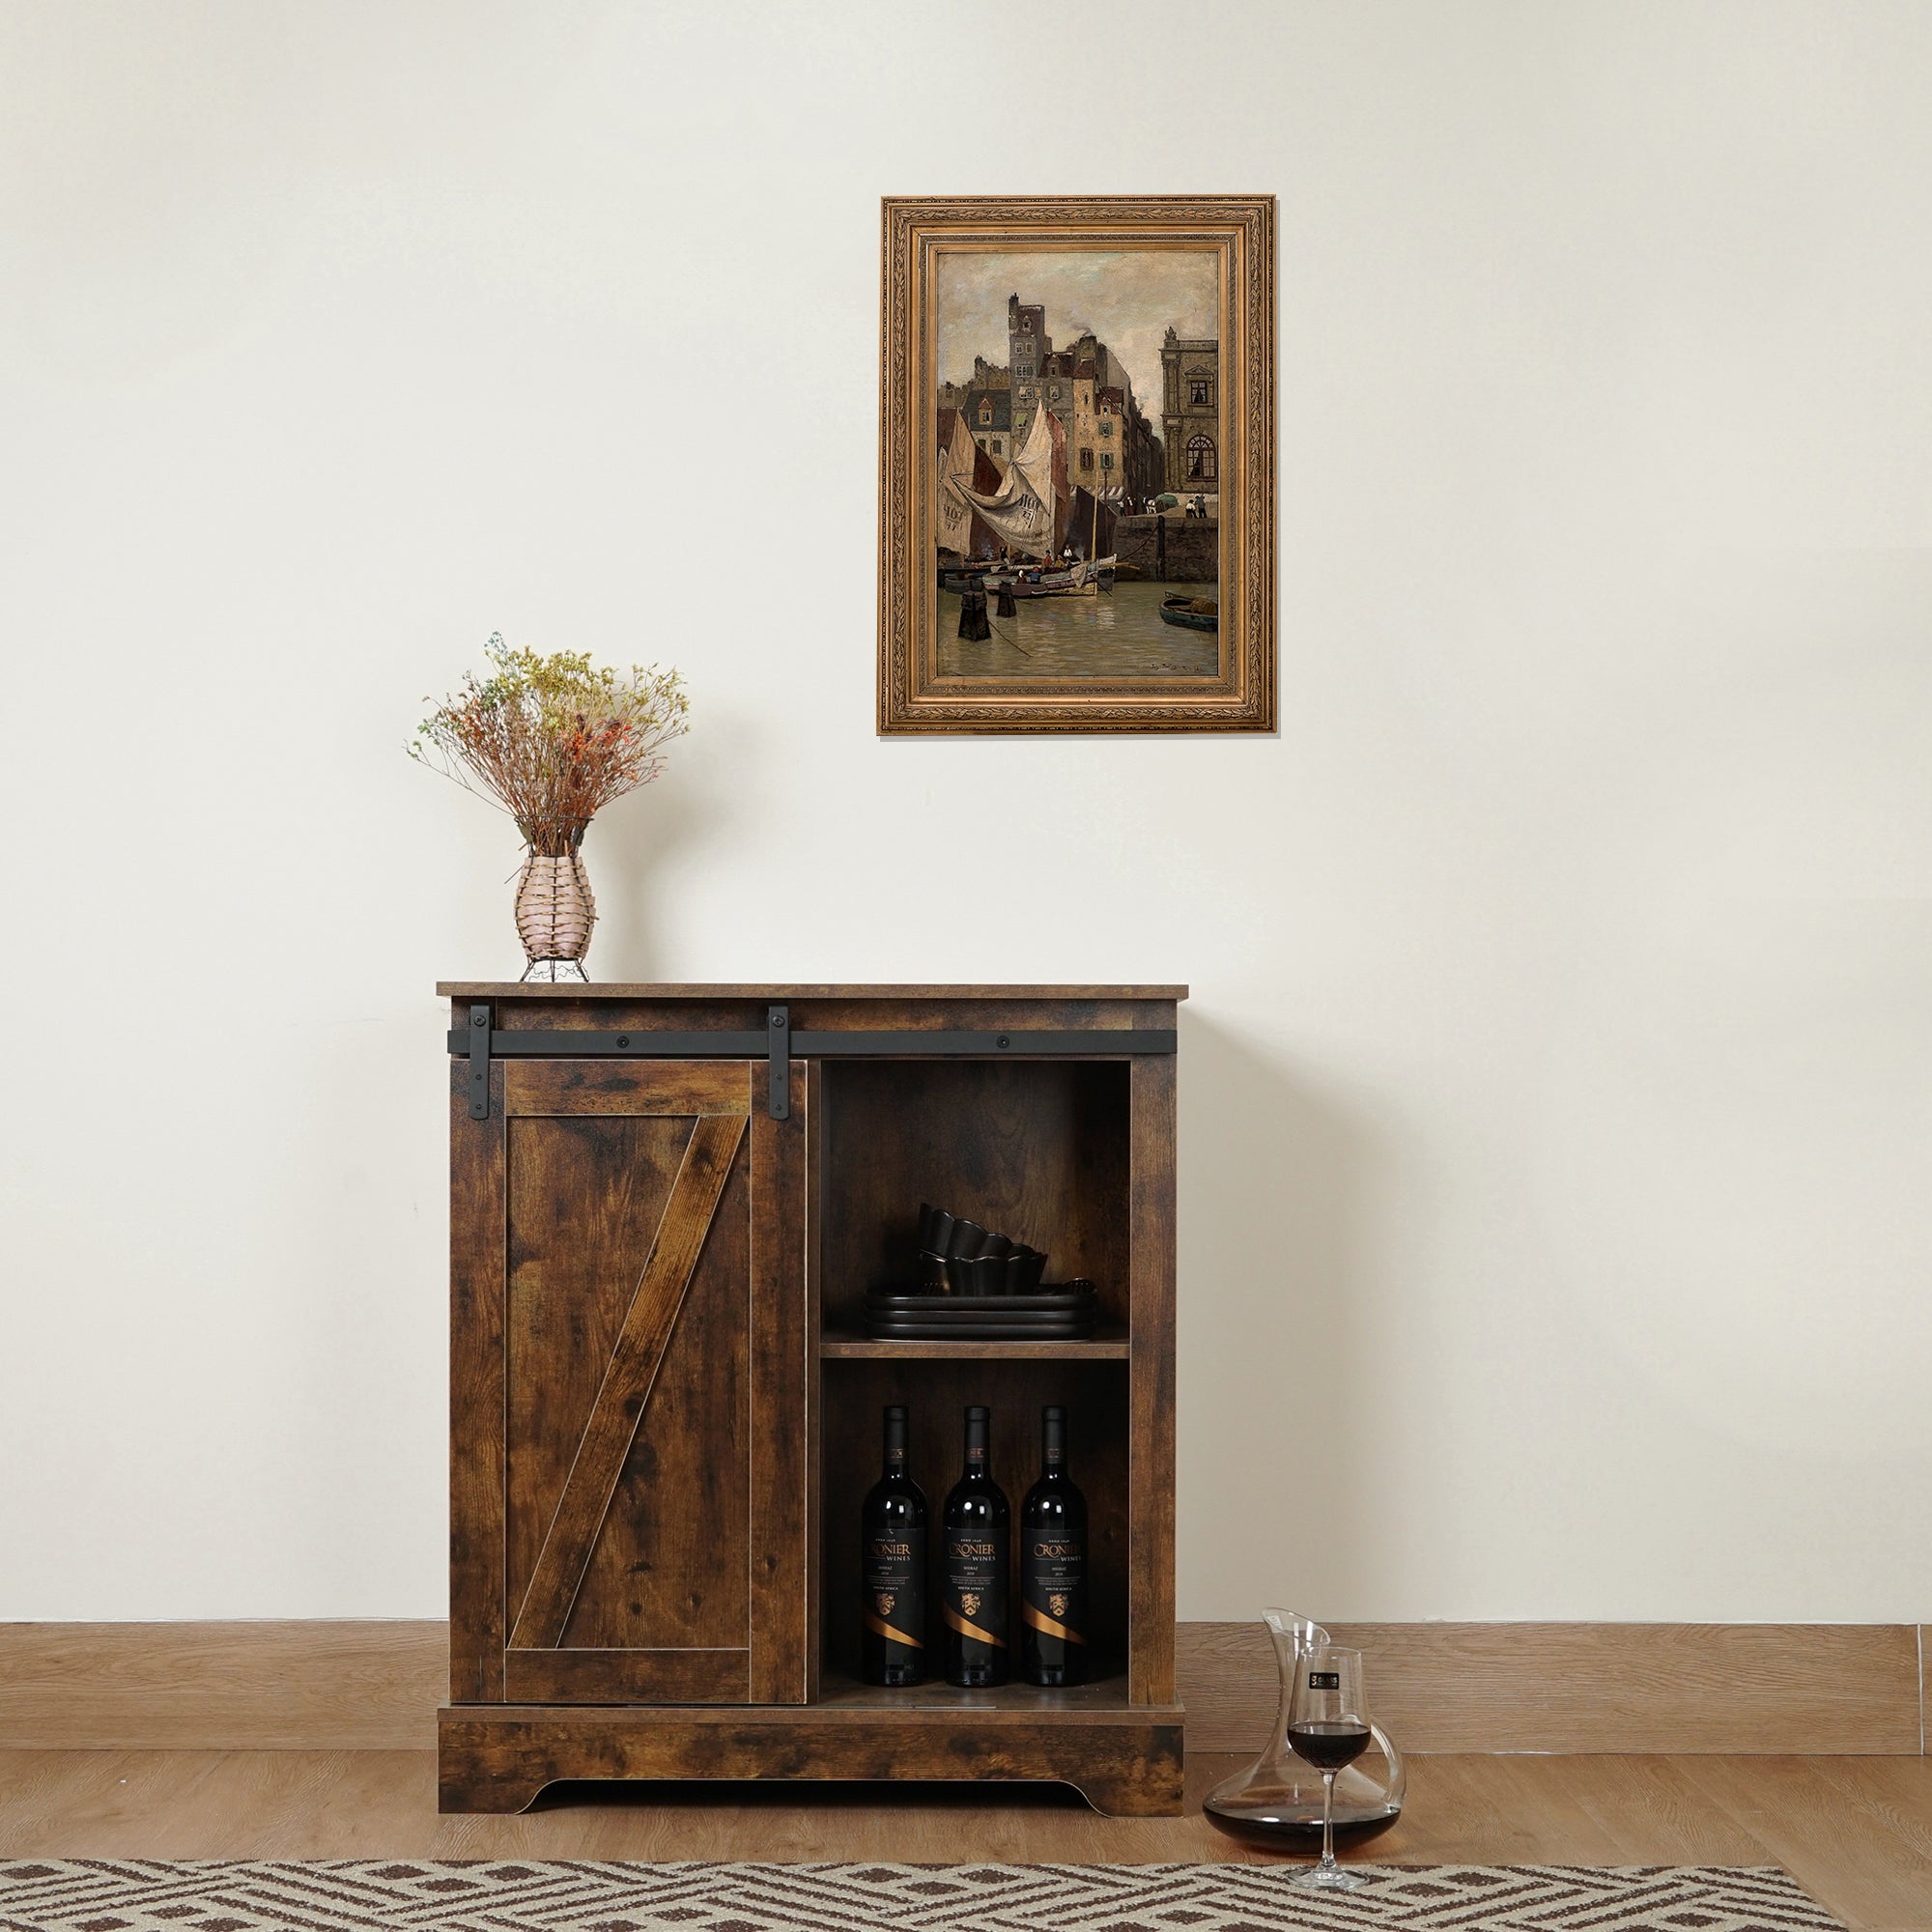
[1203, 1609, 1406, 1850]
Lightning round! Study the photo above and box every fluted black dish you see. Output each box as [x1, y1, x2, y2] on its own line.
[905, 1204, 1046, 1293]
[946, 1252, 1003, 1293]
[966, 1254, 1009, 1293]
[946, 1217, 989, 1259]
[1005, 1246, 1047, 1293]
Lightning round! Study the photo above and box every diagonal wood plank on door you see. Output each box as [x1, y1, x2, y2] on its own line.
[509, 1110, 749, 1650]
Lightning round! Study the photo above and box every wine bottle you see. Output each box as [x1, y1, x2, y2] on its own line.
[860, 1405, 926, 1686]
[1020, 1405, 1088, 1686]
[942, 1404, 1009, 1687]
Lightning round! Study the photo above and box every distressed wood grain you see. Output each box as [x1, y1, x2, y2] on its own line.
[509, 1112, 748, 1650]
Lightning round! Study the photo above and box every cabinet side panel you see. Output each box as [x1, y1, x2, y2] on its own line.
[450, 1060, 507, 1703]
[805, 1059, 825, 1702]
[1128, 1052, 1178, 1707]
[750, 1059, 810, 1703]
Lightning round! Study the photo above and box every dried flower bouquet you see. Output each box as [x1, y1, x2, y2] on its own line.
[413, 636, 689, 977]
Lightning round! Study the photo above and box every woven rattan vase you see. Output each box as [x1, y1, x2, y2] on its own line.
[515, 850, 596, 983]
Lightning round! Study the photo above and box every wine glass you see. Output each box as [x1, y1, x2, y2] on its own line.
[1286, 1644, 1372, 1889]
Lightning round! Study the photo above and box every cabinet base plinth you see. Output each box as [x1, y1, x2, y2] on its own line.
[439, 1702, 1185, 1817]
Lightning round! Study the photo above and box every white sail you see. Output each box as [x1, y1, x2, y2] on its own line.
[952, 400, 1056, 558]
[935, 409, 981, 555]
[1012, 396, 1058, 537]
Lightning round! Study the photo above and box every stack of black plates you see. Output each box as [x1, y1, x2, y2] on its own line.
[865, 1283, 1097, 1342]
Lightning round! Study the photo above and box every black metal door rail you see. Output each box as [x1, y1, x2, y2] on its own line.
[453, 1004, 1178, 1121]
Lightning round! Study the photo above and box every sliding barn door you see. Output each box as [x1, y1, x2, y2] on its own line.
[450, 1057, 806, 1707]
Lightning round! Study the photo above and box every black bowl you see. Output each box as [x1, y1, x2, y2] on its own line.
[947, 1218, 990, 1259]
[916, 1249, 951, 1293]
[1005, 1247, 1047, 1293]
[962, 1253, 1009, 1293]
[946, 1253, 1005, 1293]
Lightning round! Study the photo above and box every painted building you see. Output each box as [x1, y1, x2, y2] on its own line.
[1061, 333, 1117, 416]
[944, 294, 1173, 507]
[1065, 325, 1167, 503]
[1072, 363, 1142, 501]
[937, 356, 1009, 413]
[1160, 327, 1219, 495]
[1032, 349, 1105, 495]
[963, 386, 1012, 460]
[1068, 356, 1102, 494]
[1008, 296, 1048, 447]
[1125, 398, 1165, 500]
[1094, 384, 1127, 497]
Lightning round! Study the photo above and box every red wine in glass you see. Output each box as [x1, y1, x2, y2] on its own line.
[1287, 1647, 1372, 1891]
[1286, 1721, 1372, 1772]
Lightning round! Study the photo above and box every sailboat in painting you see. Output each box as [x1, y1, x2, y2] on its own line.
[937, 402, 1119, 595]
[948, 396, 1058, 559]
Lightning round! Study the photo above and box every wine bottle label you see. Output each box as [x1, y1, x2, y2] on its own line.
[863, 1528, 924, 1650]
[942, 1529, 1008, 1647]
[1021, 1533, 1087, 1645]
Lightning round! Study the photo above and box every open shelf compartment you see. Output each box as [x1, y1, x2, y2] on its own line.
[813, 1057, 1133, 1337]
[810, 1055, 1139, 1708]
[814, 1355, 1129, 1698]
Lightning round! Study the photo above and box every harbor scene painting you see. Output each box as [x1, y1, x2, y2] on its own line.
[880, 195, 1272, 733]
[933, 246, 1224, 679]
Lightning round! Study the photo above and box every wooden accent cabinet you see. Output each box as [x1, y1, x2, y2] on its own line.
[439, 983, 1183, 1814]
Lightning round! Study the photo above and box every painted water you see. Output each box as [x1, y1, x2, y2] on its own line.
[936, 581, 1221, 679]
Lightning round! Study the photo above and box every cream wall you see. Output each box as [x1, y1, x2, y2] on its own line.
[2, 1, 1927, 1622]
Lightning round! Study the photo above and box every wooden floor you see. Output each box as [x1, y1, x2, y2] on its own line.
[0, 1751, 1927, 1930]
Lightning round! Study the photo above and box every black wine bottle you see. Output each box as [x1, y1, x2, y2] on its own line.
[942, 1405, 1009, 1687]
[860, 1405, 926, 1687]
[1020, 1405, 1088, 1686]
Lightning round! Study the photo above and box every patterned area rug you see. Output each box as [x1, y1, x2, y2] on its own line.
[0, 1860, 1841, 1931]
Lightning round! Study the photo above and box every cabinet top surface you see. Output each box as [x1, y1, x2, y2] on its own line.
[439, 981, 1187, 1000]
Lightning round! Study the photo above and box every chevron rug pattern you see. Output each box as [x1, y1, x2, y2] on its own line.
[0, 1860, 1840, 1931]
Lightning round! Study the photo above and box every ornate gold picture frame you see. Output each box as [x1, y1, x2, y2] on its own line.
[879, 194, 1274, 735]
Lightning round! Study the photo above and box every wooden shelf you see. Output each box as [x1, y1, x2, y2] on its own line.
[439, 981, 1187, 1001]
[820, 1326, 1129, 1360]
[813, 1668, 1135, 1713]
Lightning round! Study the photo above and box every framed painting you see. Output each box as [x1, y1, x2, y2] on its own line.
[878, 194, 1274, 735]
